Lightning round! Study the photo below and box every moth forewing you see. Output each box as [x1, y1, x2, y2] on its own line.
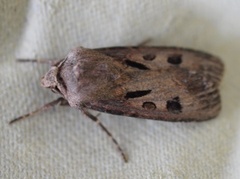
[65, 47, 223, 121]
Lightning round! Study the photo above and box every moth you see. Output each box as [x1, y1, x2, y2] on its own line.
[10, 46, 224, 162]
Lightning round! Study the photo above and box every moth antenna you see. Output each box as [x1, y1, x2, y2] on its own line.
[82, 109, 128, 163]
[17, 59, 59, 65]
[9, 97, 65, 124]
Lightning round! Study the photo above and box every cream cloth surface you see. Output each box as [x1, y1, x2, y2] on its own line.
[1, 0, 240, 178]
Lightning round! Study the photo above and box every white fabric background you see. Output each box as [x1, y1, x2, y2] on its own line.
[1, 0, 240, 178]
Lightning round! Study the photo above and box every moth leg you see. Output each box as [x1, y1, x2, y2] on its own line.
[82, 108, 128, 163]
[17, 59, 59, 65]
[95, 113, 101, 118]
[9, 97, 67, 124]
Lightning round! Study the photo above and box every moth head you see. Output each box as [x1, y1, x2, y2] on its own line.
[41, 59, 66, 95]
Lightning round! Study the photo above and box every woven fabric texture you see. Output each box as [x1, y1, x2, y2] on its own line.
[1, 0, 240, 178]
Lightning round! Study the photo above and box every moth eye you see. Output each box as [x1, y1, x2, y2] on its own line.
[166, 97, 182, 114]
[167, 54, 182, 65]
[125, 90, 151, 99]
[56, 73, 67, 90]
[125, 59, 150, 70]
[57, 73, 64, 83]
[143, 54, 156, 61]
[142, 102, 156, 110]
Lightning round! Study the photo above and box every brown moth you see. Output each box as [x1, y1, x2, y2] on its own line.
[10, 46, 224, 162]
